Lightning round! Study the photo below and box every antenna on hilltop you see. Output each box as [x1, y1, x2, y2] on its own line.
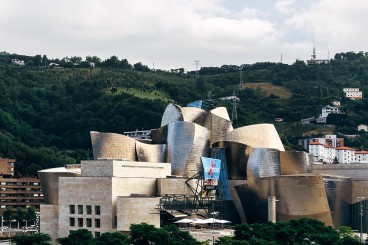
[281, 53, 283, 63]
[239, 66, 244, 90]
[193, 60, 201, 78]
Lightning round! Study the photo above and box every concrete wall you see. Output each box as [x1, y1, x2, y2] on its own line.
[116, 197, 160, 231]
[40, 204, 58, 243]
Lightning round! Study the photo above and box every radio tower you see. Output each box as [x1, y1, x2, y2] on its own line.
[239, 67, 244, 89]
[193, 60, 200, 78]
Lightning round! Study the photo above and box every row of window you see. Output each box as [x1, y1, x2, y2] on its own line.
[70, 217, 100, 228]
[70, 205, 100, 215]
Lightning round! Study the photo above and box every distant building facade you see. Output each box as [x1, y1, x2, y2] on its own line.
[343, 88, 363, 100]
[0, 158, 44, 212]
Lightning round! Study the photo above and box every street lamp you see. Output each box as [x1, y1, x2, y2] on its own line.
[210, 211, 219, 245]
[358, 196, 365, 243]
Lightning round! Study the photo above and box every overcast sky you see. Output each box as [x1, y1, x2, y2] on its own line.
[1, 0, 367, 70]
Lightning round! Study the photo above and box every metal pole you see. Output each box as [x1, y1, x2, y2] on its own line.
[358, 196, 365, 243]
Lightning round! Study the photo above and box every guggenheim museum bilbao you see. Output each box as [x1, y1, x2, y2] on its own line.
[39, 103, 368, 241]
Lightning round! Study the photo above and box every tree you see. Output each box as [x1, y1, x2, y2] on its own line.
[130, 223, 170, 245]
[12, 233, 52, 245]
[15, 207, 26, 228]
[57, 229, 94, 245]
[32, 55, 42, 67]
[133, 62, 150, 72]
[93, 232, 129, 245]
[25, 206, 37, 226]
[3, 207, 13, 227]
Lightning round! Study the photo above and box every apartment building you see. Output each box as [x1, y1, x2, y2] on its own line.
[0, 158, 44, 211]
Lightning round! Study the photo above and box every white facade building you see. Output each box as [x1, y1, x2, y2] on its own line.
[336, 147, 355, 164]
[343, 88, 363, 99]
[309, 142, 325, 162]
[316, 105, 340, 123]
[355, 151, 368, 163]
[358, 124, 368, 132]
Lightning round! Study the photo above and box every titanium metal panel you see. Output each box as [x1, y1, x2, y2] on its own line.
[209, 114, 233, 145]
[150, 127, 167, 144]
[247, 148, 281, 179]
[90, 131, 137, 160]
[322, 175, 352, 228]
[38, 166, 81, 204]
[210, 107, 231, 121]
[235, 175, 333, 226]
[181, 107, 207, 123]
[161, 103, 183, 127]
[136, 141, 167, 163]
[218, 141, 253, 180]
[166, 121, 210, 177]
[280, 151, 313, 175]
[225, 124, 285, 151]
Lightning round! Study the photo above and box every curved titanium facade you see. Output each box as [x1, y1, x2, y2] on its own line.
[225, 124, 285, 151]
[280, 151, 313, 175]
[210, 107, 231, 121]
[90, 131, 137, 160]
[161, 103, 183, 127]
[247, 148, 280, 179]
[322, 175, 351, 228]
[235, 175, 333, 226]
[38, 166, 81, 204]
[216, 141, 253, 180]
[166, 121, 210, 177]
[136, 141, 167, 163]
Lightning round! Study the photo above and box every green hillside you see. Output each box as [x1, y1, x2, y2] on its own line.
[1, 52, 368, 175]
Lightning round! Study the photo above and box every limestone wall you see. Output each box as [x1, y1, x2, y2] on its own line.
[40, 204, 58, 243]
[313, 164, 368, 180]
[58, 177, 113, 238]
[81, 160, 171, 178]
[116, 197, 160, 231]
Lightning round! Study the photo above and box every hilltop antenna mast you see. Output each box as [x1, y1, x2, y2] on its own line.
[239, 67, 244, 89]
[231, 91, 239, 126]
[193, 60, 201, 78]
[281, 53, 283, 63]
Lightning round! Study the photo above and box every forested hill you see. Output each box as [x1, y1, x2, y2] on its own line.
[1, 51, 368, 176]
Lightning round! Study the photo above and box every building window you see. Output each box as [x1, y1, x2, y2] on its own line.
[70, 218, 75, 227]
[95, 219, 100, 228]
[78, 218, 83, 227]
[70, 205, 75, 214]
[95, 206, 100, 215]
[86, 218, 92, 227]
[95, 232, 100, 237]
[87, 205, 92, 215]
[78, 205, 83, 214]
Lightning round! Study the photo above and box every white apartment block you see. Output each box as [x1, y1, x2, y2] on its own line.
[336, 147, 355, 164]
[309, 142, 325, 163]
[343, 88, 363, 99]
[355, 151, 368, 163]
[301, 135, 344, 150]
[306, 135, 367, 164]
